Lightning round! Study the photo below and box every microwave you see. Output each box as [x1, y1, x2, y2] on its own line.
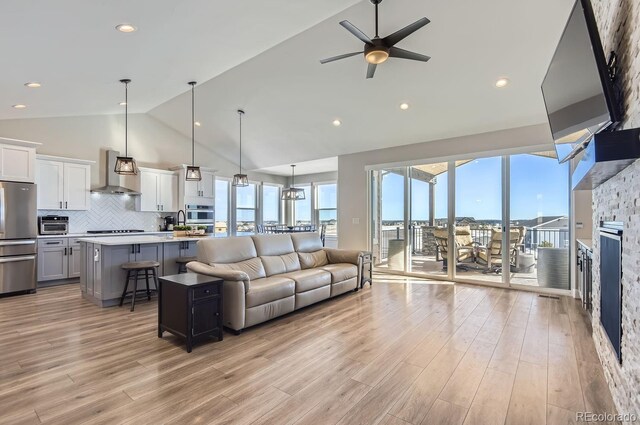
[185, 204, 214, 224]
[39, 215, 69, 235]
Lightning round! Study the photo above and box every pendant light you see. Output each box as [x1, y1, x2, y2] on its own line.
[281, 165, 305, 200]
[185, 81, 202, 181]
[232, 109, 248, 187]
[114, 79, 138, 175]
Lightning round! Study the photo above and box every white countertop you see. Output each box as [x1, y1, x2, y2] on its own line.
[77, 235, 213, 245]
[38, 231, 173, 239]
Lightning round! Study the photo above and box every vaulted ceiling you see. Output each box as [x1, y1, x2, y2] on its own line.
[2, 0, 575, 172]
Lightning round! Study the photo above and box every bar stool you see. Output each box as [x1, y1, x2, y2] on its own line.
[176, 257, 197, 274]
[119, 261, 160, 311]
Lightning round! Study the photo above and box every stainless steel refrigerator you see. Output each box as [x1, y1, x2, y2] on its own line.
[0, 181, 37, 295]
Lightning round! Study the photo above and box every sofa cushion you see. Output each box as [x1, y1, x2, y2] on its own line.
[260, 253, 301, 276]
[197, 236, 257, 263]
[320, 263, 358, 283]
[298, 250, 329, 269]
[290, 232, 324, 253]
[210, 257, 266, 281]
[281, 269, 331, 293]
[252, 234, 295, 256]
[246, 276, 295, 308]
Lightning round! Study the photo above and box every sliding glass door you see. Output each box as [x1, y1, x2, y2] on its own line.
[454, 157, 505, 284]
[370, 150, 571, 291]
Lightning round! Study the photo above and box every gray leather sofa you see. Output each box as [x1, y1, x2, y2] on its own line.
[187, 232, 363, 332]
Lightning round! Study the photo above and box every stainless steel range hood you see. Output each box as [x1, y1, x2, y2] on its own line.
[90, 150, 141, 195]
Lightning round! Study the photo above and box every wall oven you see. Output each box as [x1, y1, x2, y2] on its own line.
[185, 204, 214, 233]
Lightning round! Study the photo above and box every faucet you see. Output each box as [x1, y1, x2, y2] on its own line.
[177, 209, 186, 226]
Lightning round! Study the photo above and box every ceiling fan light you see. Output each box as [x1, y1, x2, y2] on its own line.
[365, 49, 389, 64]
[186, 166, 202, 181]
[232, 173, 249, 187]
[114, 156, 138, 175]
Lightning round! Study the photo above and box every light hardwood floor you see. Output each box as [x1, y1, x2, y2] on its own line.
[0, 275, 620, 425]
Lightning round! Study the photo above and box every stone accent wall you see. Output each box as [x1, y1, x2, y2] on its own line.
[591, 0, 640, 418]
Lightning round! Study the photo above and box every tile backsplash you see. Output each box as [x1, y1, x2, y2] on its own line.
[39, 194, 165, 233]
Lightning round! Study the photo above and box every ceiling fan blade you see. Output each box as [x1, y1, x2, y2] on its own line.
[320, 51, 363, 64]
[340, 20, 373, 45]
[366, 63, 377, 79]
[389, 47, 431, 62]
[383, 17, 430, 46]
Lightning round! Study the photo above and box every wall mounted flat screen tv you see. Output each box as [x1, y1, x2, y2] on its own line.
[541, 0, 621, 163]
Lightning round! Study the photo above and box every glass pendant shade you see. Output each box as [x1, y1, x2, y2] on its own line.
[114, 156, 137, 175]
[115, 79, 138, 175]
[232, 173, 249, 187]
[281, 164, 305, 200]
[232, 109, 247, 187]
[281, 187, 305, 200]
[186, 166, 202, 181]
[186, 81, 202, 181]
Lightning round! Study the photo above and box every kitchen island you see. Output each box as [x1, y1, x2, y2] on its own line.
[79, 235, 211, 307]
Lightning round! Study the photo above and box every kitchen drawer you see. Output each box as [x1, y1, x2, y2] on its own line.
[193, 283, 220, 300]
[38, 238, 68, 248]
[68, 237, 82, 246]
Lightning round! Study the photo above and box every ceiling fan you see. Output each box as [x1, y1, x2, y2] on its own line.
[320, 0, 431, 79]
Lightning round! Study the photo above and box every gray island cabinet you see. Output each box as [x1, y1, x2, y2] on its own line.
[79, 236, 204, 307]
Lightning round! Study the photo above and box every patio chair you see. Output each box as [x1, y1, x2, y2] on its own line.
[477, 226, 526, 273]
[432, 225, 477, 270]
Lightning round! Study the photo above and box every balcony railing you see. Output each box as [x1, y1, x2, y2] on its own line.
[379, 225, 569, 260]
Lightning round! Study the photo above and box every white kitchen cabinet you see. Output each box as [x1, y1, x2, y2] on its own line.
[159, 173, 179, 212]
[0, 144, 36, 183]
[134, 168, 179, 212]
[36, 160, 64, 209]
[171, 166, 217, 208]
[36, 156, 92, 211]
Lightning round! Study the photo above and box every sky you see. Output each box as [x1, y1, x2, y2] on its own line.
[382, 154, 570, 221]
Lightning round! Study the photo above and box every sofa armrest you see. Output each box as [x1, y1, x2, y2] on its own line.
[324, 248, 364, 266]
[186, 261, 248, 331]
[186, 262, 250, 292]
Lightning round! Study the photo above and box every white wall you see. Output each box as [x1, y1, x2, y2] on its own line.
[0, 113, 287, 187]
[337, 123, 553, 250]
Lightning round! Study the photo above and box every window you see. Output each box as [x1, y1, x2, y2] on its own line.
[214, 179, 229, 237]
[316, 183, 337, 236]
[293, 185, 312, 226]
[262, 184, 281, 226]
[236, 183, 257, 235]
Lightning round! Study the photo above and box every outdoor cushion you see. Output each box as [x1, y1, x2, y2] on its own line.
[320, 263, 358, 283]
[281, 269, 331, 293]
[246, 276, 295, 308]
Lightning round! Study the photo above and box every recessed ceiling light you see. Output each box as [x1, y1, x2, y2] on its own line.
[119, 101, 127, 106]
[24, 82, 41, 88]
[194, 121, 201, 127]
[12, 104, 27, 109]
[332, 119, 341, 127]
[495, 78, 510, 88]
[400, 103, 410, 110]
[116, 24, 137, 33]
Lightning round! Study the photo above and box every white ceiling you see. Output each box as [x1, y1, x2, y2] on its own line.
[2, 0, 575, 172]
[0, 0, 360, 119]
[149, 0, 575, 170]
[256, 157, 338, 176]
